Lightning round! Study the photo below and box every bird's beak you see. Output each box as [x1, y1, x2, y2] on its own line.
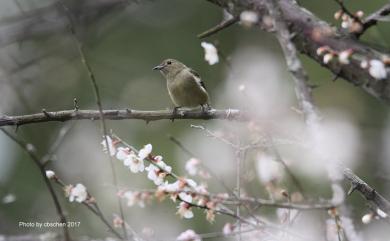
[153, 64, 164, 70]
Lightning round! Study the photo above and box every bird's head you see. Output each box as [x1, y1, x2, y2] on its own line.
[153, 59, 186, 78]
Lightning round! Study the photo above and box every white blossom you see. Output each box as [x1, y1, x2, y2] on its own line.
[101, 136, 116, 156]
[177, 203, 194, 219]
[334, 10, 343, 20]
[116, 147, 130, 161]
[138, 144, 152, 160]
[222, 223, 234, 236]
[69, 184, 88, 203]
[185, 158, 200, 176]
[376, 208, 388, 218]
[179, 192, 192, 202]
[338, 50, 352, 64]
[361, 213, 373, 224]
[316, 46, 329, 56]
[145, 159, 172, 186]
[145, 164, 163, 185]
[360, 60, 368, 69]
[159, 181, 180, 192]
[124, 152, 144, 173]
[194, 184, 208, 194]
[112, 215, 124, 228]
[45, 170, 56, 179]
[341, 20, 351, 29]
[177, 193, 194, 219]
[240, 11, 259, 27]
[185, 178, 197, 189]
[201, 42, 219, 65]
[123, 191, 145, 208]
[356, 10, 364, 18]
[155, 156, 172, 173]
[176, 229, 201, 241]
[368, 59, 387, 79]
[323, 53, 334, 64]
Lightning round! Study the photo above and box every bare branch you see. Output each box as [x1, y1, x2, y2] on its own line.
[0, 0, 130, 47]
[343, 168, 390, 214]
[49, 174, 124, 240]
[361, 2, 390, 34]
[0, 129, 71, 241]
[41, 123, 74, 166]
[0, 109, 249, 127]
[264, 0, 319, 126]
[197, 16, 239, 39]
[333, 0, 363, 26]
[60, 0, 129, 237]
[205, 0, 390, 104]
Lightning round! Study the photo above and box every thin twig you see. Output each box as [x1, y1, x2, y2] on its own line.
[265, 135, 306, 196]
[235, 145, 242, 241]
[167, 134, 236, 194]
[0, 128, 71, 241]
[59, 1, 129, 238]
[177, 196, 315, 241]
[333, 0, 363, 25]
[167, 135, 197, 157]
[197, 16, 239, 39]
[190, 124, 239, 149]
[360, 2, 390, 35]
[42, 123, 74, 165]
[112, 187, 335, 210]
[167, 134, 266, 226]
[51, 176, 124, 239]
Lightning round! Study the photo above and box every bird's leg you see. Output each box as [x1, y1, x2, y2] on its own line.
[201, 105, 206, 113]
[171, 106, 181, 122]
[201, 104, 211, 113]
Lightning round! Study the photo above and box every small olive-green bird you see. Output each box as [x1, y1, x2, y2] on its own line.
[153, 59, 210, 111]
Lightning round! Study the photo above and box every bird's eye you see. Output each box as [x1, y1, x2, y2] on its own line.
[167, 61, 172, 65]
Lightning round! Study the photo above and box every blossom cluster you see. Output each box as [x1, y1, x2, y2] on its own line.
[334, 9, 363, 33]
[101, 136, 220, 222]
[201, 42, 219, 65]
[316, 46, 353, 65]
[316, 46, 389, 80]
[240, 10, 259, 27]
[46, 170, 90, 203]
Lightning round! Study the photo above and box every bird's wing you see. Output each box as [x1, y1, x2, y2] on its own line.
[189, 68, 207, 91]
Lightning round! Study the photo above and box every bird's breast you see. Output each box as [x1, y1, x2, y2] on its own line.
[166, 74, 208, 107]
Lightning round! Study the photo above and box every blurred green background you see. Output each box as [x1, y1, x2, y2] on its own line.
[0, 0, 389, 240]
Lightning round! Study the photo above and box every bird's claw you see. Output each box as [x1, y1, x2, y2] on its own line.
[201, 104, 212, 114]
[171, 107, 181, 122]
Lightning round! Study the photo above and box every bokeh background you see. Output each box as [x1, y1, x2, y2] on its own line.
[0, 0, 389, 240]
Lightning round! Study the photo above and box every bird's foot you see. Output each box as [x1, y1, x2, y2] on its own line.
[201, 104, 212, 114]
[171, 107, 181, 122]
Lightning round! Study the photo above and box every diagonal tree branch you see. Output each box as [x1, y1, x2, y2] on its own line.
[361, 2, 390, 35]
[0, 128, 71, 241]
[197, 16, 239, 39]
[205, 0, 390, 104]
[343, 168, 390, 215]
[263, 0, 319, 125]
